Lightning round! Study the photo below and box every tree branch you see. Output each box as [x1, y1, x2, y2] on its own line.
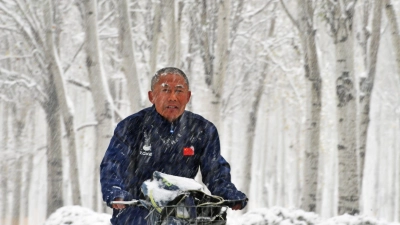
[66, 78, 91, 91]
[279, 0, 300, 32]
[63, 41, 85, 74]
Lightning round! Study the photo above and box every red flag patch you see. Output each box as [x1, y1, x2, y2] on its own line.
[183, 147, 194, 156]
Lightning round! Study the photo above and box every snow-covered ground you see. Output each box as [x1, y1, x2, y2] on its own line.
[44, 206, 111, 225]
[44, 205, 400, 225]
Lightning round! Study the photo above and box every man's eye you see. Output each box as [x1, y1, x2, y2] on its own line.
[176, 90, 183, 93]
[162, 89, 169, 92]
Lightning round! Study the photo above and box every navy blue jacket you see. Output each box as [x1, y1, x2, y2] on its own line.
[100, 106, 247, 209]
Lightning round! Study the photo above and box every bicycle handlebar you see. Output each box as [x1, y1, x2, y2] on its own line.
[110, 199, 247, 207]
[111, 200, 141, 205]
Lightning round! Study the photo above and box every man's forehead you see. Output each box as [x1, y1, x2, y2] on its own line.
[160, 83, 186, 88]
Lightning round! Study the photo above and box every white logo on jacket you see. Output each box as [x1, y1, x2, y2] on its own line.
[140, 131, 152, 156]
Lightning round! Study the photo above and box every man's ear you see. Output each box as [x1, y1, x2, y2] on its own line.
[187, 91, 192, 102]
[148, 91, 154, 103]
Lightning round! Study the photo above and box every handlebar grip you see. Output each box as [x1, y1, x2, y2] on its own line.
[222, 198, 248, 208]
[111, 200, 140, 205]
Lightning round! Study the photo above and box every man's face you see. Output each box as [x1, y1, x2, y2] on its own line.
[148, 73, 191, 122]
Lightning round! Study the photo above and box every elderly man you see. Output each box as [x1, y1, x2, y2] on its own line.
[100, 67, 247, 225]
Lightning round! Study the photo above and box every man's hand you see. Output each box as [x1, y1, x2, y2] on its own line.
[231, 203, 242, 210]
[229, 198, 248, 210]
[112, 197, 126, 209]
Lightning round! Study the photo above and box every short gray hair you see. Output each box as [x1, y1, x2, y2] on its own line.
[151, 67, 190, 90]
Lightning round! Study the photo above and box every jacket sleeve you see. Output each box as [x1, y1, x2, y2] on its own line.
[100, 123, 133, 207]
[199, 124, 247, 207]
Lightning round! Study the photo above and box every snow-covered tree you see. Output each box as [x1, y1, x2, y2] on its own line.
[44, 0, 82, 206]
[82, 0, 115, 211]
[323, 0, 359, 215]
[296, 0, 322, 213]
[357, 0, 383, 189]
[384, 0, 400, 82]
[118, 0, 142, 112]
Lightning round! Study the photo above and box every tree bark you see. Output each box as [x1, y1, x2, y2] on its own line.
[45, 0, 82, 206]
[44, 75, 64, 217]
[384, 0, 400, 81]
[210, 0, 230, 130]
[149, 0, 162, 74]
[176, 1, 184, 67]
[0, 103, 7, 224]
[199, 0, 214, 86]
[331, 0, 359, 215]
[382, 0, 400, 220]
[22, 109, 35, 225]
[82, 0, 115, 211]
[1, 51, 10, 225]
[297, 0, 322, 213]
[165, 0, 177, 66]
[11, 104, 25, 225]
[118, 0, 141, 112]
[358, 0, 382, 191]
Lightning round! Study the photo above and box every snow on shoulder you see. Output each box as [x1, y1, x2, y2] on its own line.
[44, 205, 111, 225]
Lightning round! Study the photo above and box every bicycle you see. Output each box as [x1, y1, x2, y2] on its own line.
[111, 197, 244, 225]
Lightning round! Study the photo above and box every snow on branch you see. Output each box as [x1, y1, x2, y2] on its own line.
[279, 0, 300, 32]
[0, 54, 33, 61]
[0, 68, 47, 102]
[0, 25, 21, 33]
[244, 1, 273, 19]
[0, 2, 44, 55]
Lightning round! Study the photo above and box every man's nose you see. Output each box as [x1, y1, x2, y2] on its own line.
[168, 92, 177, 101]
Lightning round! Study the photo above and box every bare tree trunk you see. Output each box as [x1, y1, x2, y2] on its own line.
[185, 2, 195, 76]
[322, 0, 359, 215]
[383, 2, 400, 219]
[22, 109, 35, 225]
[242, 12, 275, 208]
[199, 0, 213, 85]
[359, 0, 382, 190]
[332, 1, 359, 215]
[82, 0, 115, 211]
[165, 0, 177, 66]
[280, 100, 287, 205]
[118, 0, 141, 112]
[149, 0, 161, 74]
[373, 104, 382, 216]
[176, 1, 184, 67]
[45, 0, 82, 206]
[296, 0, 322, 213]
[1, 101, 9, 225]
[384, 0, 400, 81]
[397, 116, 400, 220]
[44, 76, 64, 217]
[11, 104, 23, 225]
[210, 0, 230, 130]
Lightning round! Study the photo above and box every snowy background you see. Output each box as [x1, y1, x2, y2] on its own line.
[1, 0, 400, 225]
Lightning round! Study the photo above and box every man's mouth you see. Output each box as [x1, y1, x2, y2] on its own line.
[166, 106, 178, 109]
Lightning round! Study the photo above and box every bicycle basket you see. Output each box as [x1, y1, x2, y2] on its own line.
[145, 204, 227, 225]
[141, 172, 227, 224]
